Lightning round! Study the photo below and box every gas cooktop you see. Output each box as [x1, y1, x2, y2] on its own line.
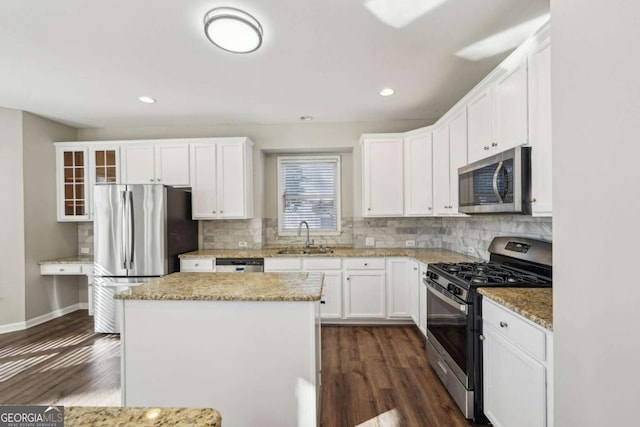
[429, 262, 552, 288]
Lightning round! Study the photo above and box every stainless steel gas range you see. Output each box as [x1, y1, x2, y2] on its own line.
[425, 237, 552, 423]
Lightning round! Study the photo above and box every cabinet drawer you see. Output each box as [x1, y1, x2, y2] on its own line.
[180, 258, 215, 272]
[305, 258, 342, 270]
[483, 299, 546, 361]
[40, 264, 83, 275]
[264, 258, 302, 271]
[344, 258, 385, 270]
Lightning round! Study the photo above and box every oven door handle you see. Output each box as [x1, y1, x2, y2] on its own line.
[426, 282, 468, 314]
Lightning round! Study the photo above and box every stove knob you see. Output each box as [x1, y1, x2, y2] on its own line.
[447, 284, 455, 292]
[454, 288, 462, 296]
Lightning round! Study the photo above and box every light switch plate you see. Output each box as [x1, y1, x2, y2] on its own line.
[406, 240, 416, 247]
[80, 247, 90, 254]
[238, 241, 248, 248]
[468, 247, 475, 254]
[365, 237, 375, 247]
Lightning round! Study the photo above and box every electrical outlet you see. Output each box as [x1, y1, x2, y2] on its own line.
[365, 237, 375, 247]
[238, 241, 248, 248]
[406, 240, 416, 247]
[468, 247, 475, 254]
[80, 247, 90, 254]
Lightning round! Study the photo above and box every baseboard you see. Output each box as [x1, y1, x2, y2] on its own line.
[0, 304, 85, 334]
[78, 302, 89, 310]
[321, 319, 415, 326]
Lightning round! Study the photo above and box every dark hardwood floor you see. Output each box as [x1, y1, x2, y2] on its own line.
[0, 312, 480, 426]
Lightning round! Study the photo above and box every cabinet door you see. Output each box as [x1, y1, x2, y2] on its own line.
[404, 131, 433, 216]
[418, 264, 427, 336]
[467, 88, 493, 163]
[387, 259, 413, 319]
[410, 262, 420, 325]
[362, 137, 404, 216]
[121, 145, 155, 184]
[56, 147, 90, 221]
[529, 36, 552, 216]
[218, 142, 248, 218]
[344, 271, 386, 318]
[483, 325, 547, 427]
[449, 109, 468, 214]
[432, 125, 451, 215]
[494, 59, 529, 153]
[88, 146, 120, 219]
[190, 143, 218, 219]
[155, 143, 190, 186]
[319, 272, 342, 319]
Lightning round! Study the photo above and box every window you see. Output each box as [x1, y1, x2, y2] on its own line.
[277, 155, 341, 235]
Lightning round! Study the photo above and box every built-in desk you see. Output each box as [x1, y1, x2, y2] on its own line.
[39, 257, 94, 314]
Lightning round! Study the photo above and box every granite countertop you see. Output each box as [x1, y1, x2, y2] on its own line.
[479, 288, 553, 330]
[180, 247, 481, 264]
[65, 406, 220, 426]
[115, 272, 323, 302]
[39, 256, 94, 265]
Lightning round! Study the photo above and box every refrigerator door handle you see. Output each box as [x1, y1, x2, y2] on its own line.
[128, 191, 135, 269]
[121, 191, 128, 269]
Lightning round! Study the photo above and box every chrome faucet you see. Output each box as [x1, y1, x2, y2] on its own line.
[297, 221, 312, 247]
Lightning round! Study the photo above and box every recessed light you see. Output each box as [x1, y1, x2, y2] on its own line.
[300, 116, 313, 121]
[204, 7, 263, 54]
[138, 96, 156, 104]
[380, 88, 395, 97]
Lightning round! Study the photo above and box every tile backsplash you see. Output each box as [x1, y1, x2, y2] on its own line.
[78, 215, 552, 259]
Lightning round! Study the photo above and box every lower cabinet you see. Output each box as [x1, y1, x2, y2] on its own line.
[418, 263, 428, 336]
[386, 258, 415, 319]
[344, 270, 386, 319]
[482, 298, 553, 427]
[305, 258, 342, 320]
[180, 258, 215, 272]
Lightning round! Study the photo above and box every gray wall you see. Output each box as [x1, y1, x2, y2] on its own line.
[22, 112, 80, 319]
[0, 108, 26, 325]
[552, 1, 640, 425]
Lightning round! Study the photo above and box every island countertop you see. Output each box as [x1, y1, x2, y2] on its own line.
[65, 406, 221, 426]
[114, 272, 323, 302]
[479, 288, 553, 330]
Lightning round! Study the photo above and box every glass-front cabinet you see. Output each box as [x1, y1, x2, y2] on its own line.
[55, 143, 120, 222]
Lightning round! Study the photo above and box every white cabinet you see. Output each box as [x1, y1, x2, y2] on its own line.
[404, 130, 433, 216]
[306, 258, 342, 319]
[264, 258, 303, 272]
[361, 135, 405, 216]
[344, 258, 386, 319]
[448, 109, 468, 214]
[55, 146, 90, 221]
[386, 258, 414, 319]
[121, 142, 190, 186]
[468, 58, 529, 163]
[418, 263, 428, 336]
[529, 34, 552, 216]
[432, 125, 452, 215]
[482, 298, 552, 427]
[180, 258, 216, 272]
[190, 138, 253, 220]
[410, 263, 420, 325]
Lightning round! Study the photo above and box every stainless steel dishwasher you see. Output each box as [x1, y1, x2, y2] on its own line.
[215, 258, 264, 272]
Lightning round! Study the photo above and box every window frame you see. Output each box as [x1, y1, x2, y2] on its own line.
[277, 155, 342, 236]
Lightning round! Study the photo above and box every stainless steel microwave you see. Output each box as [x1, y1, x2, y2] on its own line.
[458, 146, 531, 214]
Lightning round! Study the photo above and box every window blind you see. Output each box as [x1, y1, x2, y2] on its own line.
[279, 157, 340, 232]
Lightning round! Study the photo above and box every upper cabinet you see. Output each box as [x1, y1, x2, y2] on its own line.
[121, 142, 190, 186]
[361, 135, 405, 217]
[468, 58, 529, 163]
[528, 33, 552, 216]
[55, 137, 253, 222]
[190, 138, 253, 220]
[404, 130, 433, 216]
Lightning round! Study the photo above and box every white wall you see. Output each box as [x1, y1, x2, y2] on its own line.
[0, 108, 26, 325]
[22, 112, 80, 319]
[78, 119, 431, 219]
[552, 2, 640, 425]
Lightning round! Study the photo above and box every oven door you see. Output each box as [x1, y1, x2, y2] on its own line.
[426, 279, 471, 388]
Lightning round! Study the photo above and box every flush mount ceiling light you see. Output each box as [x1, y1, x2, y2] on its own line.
[204, 7, 263, 54]
[380, 88, 395, 96]
[138, 96, 156, 104]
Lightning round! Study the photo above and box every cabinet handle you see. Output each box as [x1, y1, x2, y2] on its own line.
[499, 321, 508, 328]
[491, 142, 498, 147]
[347, 277, 350, 281]
[484, 146, 490, 151]
[413, 267, 418, 271]
[212, 211, 217, 214]
[428, 207, 432, 210]
[531, 198, 537, 203]
[367, 208, 371, 211]
[220, 211, 223, 213]
[194, 263, 199, 267]
[479, 334, 485, 341]
[149, 179, 154, 182]
[364, 263, 368, 266]
[157, 178, 162, 182]
[59, 268, 65, 272]
[320, 300, 326, 304]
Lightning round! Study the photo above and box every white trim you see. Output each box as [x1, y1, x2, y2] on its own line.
[0, 303, 85, 334]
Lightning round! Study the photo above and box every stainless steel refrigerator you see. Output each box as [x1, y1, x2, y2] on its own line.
[93, 184, 197, 333]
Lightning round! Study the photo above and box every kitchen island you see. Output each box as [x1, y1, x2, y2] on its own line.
[115, 272, 323, 427]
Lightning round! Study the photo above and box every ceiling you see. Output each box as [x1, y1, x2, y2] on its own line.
[0, 0, 550, 129]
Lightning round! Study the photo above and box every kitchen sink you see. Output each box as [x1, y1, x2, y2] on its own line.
[276, 248, 333, 255]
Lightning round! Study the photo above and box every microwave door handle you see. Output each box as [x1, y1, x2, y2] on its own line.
[426, 282, 467, 313]
[501, 165, 510, 201]
[492, 161, 504, 204]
